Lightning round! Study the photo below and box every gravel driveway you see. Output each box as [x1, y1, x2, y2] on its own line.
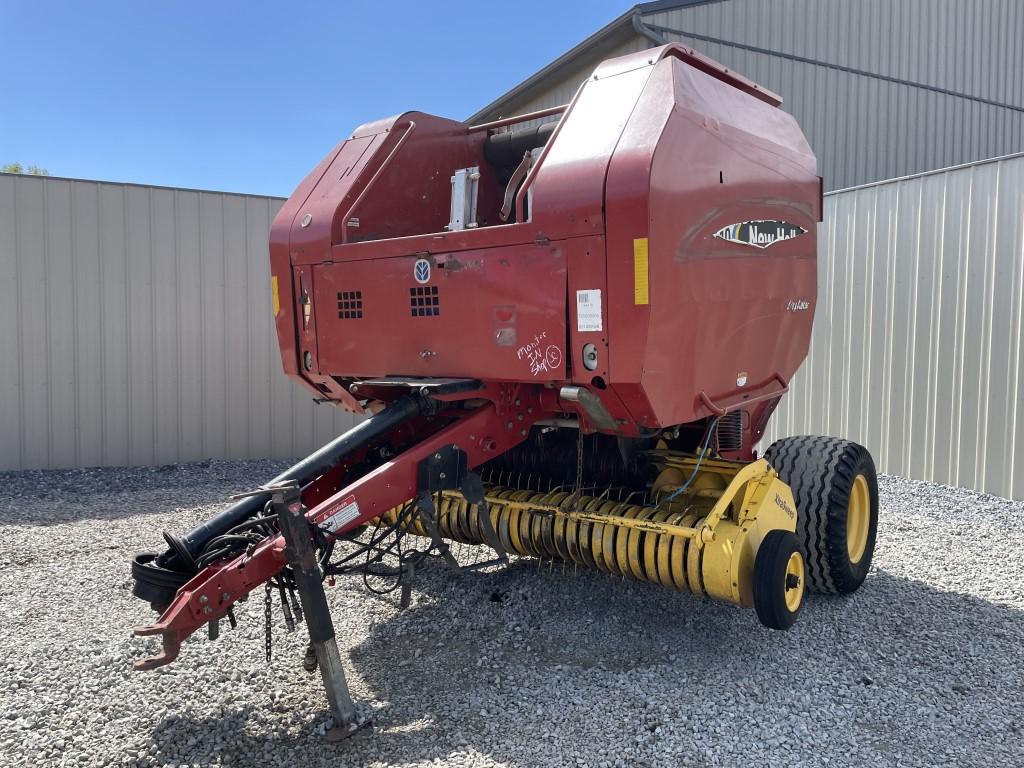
[0, 459, 1021, 768]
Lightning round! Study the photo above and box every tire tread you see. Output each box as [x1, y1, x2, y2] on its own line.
[764, 435, 877, 595]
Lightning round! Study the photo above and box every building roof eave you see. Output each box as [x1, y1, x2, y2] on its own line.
[466, 7, 640, 123]
[466, 0, 725, 123]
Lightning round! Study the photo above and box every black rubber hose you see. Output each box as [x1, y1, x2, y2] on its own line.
[156, 394, 425, 569]
[483, 121, 557, 167]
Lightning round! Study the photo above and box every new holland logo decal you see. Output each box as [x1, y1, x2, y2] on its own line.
[714, 220, 808, 249]
[413, 258, 431, 284]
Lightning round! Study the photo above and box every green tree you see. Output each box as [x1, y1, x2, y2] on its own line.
[1, 162, 49, 175]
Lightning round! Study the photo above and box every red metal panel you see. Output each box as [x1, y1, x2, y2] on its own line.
[605, 53, 818, 428]
[286, 130, 388, 262]
[268, 134, 353, 378]
[530, 64, 654, 239]
[566, 235, 609, 384]
[311, 244, 567, 381]
[601, 59, 673, 429]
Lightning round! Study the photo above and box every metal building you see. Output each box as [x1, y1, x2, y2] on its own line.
[4, 154, 1023, 499]
[767, 152, 1024, 501]
[470, 0, 1024, 191]
[0, 173, 358, 472]
[3, 3, 1023, 501]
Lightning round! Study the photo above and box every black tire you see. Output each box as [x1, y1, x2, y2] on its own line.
[753, 529, 804, 630]
[763, 436, 878, 595]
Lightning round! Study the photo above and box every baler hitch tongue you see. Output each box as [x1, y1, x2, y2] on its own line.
[131, 625, 183, 671]
[131, 483, 304, 670]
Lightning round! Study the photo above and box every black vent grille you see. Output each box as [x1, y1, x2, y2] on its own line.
[410, 286, 440, 317]
[337, 290, 363, 319]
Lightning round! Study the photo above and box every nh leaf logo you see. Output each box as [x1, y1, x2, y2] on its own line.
[414, 258, 431, 284]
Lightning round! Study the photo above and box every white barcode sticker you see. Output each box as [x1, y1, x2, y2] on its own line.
[576, 289, 602, 332]
[318, 495, 361, 533]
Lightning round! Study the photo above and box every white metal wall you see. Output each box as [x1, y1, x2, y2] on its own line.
[0, 173, 358, 470]
[767, 153, 1024, 500]
[3, 159, 1023, 500]
[496, 35, 650, 127]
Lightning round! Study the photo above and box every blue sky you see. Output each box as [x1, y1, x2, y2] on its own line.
[0, 1, 628, 197]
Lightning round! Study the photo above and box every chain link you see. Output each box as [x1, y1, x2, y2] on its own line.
[264, 582, 273, 664]
[571, 429, 584, 505]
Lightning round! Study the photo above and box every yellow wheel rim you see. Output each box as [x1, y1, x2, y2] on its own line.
[847, 474, 871, 564]
[784, 550, 805, 612]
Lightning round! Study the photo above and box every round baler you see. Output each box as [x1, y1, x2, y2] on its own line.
[130, 43, 879, 732]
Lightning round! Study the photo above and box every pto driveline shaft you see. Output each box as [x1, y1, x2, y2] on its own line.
[158, 395, 424, 567]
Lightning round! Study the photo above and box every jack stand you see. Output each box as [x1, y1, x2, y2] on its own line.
[269, 482, 360, 741]
[400, 561, 414, 609]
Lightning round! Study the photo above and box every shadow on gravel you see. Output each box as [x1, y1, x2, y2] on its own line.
[344, 560, 1023, 766]
[0, 459, 291, 527]
[144, 558, 1023, 767]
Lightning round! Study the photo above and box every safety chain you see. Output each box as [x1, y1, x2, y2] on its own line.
[264, 582, 273, 664]
[571, 429, 585, 505]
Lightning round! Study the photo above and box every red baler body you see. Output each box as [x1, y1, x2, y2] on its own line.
[270, 45, 820, 445]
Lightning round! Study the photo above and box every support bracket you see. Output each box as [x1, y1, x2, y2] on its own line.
[270, 481, 360, 739]
[418, 447, 508, 564]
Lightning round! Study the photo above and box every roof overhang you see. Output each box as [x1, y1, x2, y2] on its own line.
[467, 1, 725, 122]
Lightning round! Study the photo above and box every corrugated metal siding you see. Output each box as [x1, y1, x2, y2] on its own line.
[487, 35, 650, 128]
[477, 1, 1024, 191]
[645, 0, 1024, 190]
[767, 153, 1024, 500]
[0, 173, 359, 471]
[647, 0, 1024, 109]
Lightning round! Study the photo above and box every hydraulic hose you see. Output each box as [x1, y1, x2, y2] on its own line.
[164, 395, 424, 565]
[133, 395, 426, 609]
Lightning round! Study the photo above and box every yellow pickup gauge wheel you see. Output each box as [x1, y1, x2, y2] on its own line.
[764, 436, 879, 594]
[784, 550, 806, 612]
[753, 529, 804, 630]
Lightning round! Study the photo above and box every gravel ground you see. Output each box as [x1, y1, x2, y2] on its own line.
[0, 459, 1022, 768]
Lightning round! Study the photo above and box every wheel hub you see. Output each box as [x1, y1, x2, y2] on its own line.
[784, 550, 805, 612]
[847, 474, 871, 564]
